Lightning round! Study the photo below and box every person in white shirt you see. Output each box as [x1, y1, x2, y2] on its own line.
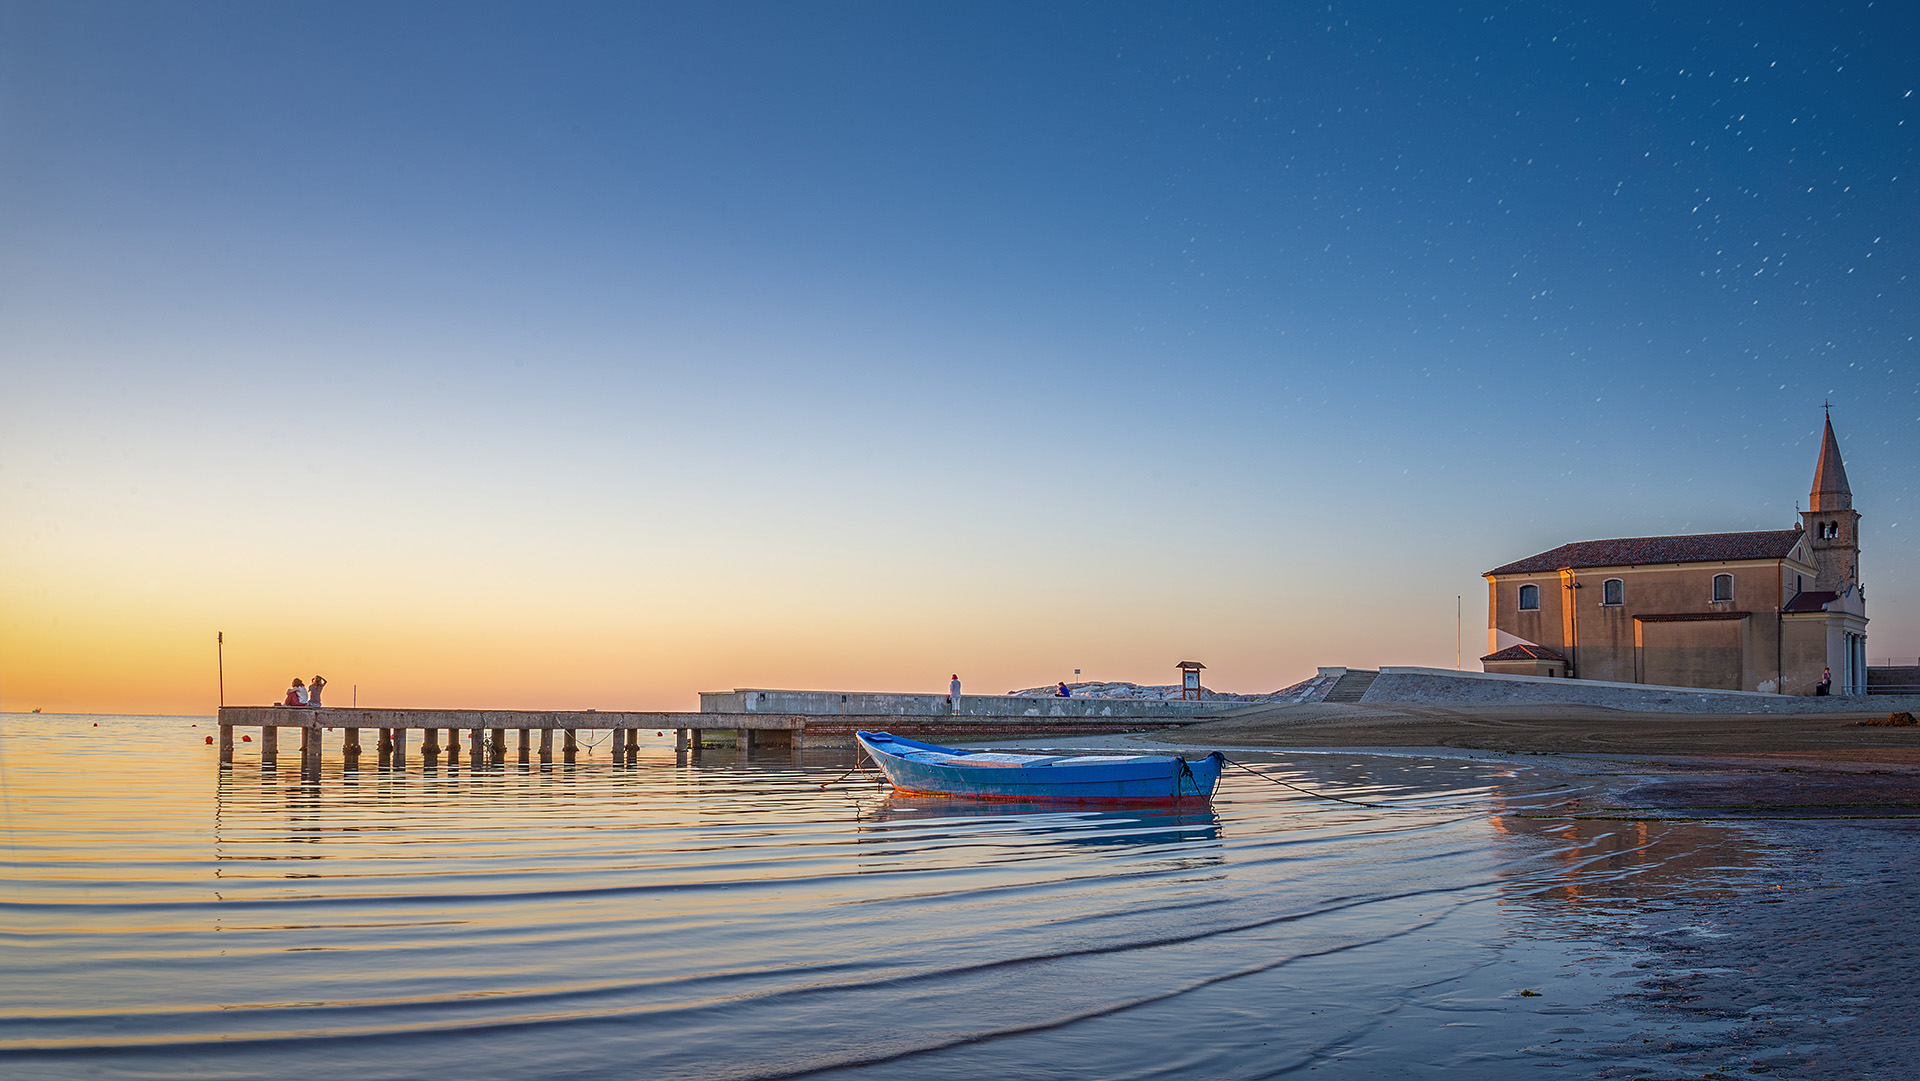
[949, 674, 962, 714]
[284, 678, 309, 706]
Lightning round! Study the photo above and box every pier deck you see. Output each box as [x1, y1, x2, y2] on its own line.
[213, 705, 1217, 773]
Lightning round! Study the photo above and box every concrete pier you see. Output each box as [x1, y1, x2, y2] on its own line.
[213, 700, 1232, 772]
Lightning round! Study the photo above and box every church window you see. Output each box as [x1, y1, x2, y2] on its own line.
[1602, 578, 1623, 606]
[1712, 574, 1734, 602]
[1518, 584, 1539, 611]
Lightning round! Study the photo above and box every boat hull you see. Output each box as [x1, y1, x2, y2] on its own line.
[856, 731, 1222, 804]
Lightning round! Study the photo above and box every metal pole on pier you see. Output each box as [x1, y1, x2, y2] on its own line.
[217, 631, 224, 707]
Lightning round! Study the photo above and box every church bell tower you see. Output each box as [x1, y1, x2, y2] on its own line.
[1800, 410, 1860, 593]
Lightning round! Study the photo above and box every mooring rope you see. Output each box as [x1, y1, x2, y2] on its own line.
[1223, 757, 1387, 808]
[820, 746, 884, 789]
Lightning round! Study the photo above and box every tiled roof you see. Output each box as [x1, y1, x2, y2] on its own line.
[1782, 590, 1840, 613]
[1486, 529, 1804, 576]
[1480, 644, 1568, 662]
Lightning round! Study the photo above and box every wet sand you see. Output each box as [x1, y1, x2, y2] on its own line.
[1164, 700, 1920, 814]
[1170, 700, 1920, 757]
[1151, 703, 1920, 1078]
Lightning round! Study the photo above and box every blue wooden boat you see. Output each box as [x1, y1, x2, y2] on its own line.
[856, 731, 1224, 804]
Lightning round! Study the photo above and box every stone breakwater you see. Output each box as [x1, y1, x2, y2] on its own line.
[1300, 667, 1920, 715]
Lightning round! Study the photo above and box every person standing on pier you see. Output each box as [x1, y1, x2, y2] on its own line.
[309, 675, 327, 707]
[949, 674, 962, 715]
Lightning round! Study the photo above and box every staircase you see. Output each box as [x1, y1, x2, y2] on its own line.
[1322, 670, 1378, 703]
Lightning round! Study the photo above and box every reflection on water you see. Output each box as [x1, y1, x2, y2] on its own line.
[0, 714, 1776, 1079]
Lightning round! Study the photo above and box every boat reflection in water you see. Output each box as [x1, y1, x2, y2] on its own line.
[870, 794, 1219, 836]
[856, 793, 1224, 873]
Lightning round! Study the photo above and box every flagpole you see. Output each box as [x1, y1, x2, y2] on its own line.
[217, 631, 225, 708]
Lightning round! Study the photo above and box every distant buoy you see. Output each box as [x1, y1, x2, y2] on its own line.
[242, 735, 252, 742]
[205, 736, 214, 744]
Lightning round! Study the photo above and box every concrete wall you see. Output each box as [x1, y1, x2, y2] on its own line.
[699, 688, 1235, 719]
[1869, 666, 1920, 695]
[1366, 666, 1920, 713]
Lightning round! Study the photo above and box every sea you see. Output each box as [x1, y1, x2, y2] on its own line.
[1, 712, 1777, 1079]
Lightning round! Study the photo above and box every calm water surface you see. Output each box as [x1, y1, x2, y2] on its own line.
[1, 713, 1771, 1079]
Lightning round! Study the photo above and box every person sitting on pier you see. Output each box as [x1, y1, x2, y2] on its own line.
[282, 678, 308, 707]
[1055, 682, 1071, 697]
[309, 674, 326, 707]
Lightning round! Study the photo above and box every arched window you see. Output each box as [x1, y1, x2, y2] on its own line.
[1712, 574, 1734, 602]
[1602, 578, 1623, 606]
[1518, 584, 1540, 611]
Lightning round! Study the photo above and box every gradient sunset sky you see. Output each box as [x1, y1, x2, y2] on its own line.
[3, 2, 1915, 713]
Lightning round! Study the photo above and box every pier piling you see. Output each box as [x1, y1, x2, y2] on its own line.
[301, 726, 322, 774]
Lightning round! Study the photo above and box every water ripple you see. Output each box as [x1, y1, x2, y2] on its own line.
[0, 714, 1774, 1079]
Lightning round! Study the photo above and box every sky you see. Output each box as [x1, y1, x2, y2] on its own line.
[2, 2, 1915, 713]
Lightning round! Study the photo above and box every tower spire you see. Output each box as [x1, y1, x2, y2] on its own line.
[1809, 410, 1852, 512]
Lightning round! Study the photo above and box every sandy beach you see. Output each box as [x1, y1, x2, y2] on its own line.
[1147, 703, 1920, 1078]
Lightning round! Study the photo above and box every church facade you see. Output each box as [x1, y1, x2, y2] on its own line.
[1481, 415, 1868, 695]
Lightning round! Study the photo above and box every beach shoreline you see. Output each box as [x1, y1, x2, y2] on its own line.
[976, 708, 1920, 1079]
[1157, 705, 1920, 1080]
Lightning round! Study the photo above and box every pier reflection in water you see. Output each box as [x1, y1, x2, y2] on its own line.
[0, 714, 1767, 1079]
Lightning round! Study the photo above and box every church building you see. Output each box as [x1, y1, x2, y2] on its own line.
[1481, 414, 1868, 695]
